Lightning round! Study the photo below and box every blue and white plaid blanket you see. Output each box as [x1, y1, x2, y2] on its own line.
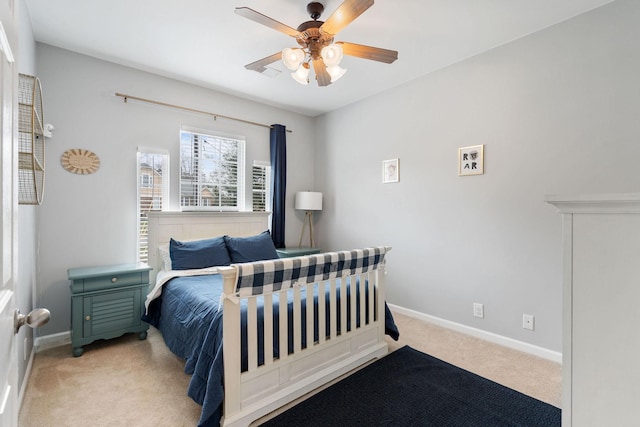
[233, 246, 389, 298]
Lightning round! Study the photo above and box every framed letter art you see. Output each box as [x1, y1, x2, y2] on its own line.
[458, 145, 484, 176]
[383, 159, 399, 183]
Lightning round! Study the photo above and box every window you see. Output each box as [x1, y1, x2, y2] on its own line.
[137, 148, 169, 263]
[180, 129, 245, 211]
[252, 161, 271, 212]
[140, 173, 153, 188]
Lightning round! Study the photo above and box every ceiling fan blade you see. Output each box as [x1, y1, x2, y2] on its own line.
[337, 42, 398, 64]
[312, 58, 332, 87]
[320, 0, 374, 36]
[244, 52, 283, 73]
[235, 7, 301, 37]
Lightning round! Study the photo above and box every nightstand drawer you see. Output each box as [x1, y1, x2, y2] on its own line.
[76, 272, 145, 293]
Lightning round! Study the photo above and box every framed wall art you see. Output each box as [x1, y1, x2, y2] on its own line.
[458, 145, 484, 176]
[383, 158, 399, 183]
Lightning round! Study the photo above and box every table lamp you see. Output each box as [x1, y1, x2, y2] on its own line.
[295, 191, 323, 248]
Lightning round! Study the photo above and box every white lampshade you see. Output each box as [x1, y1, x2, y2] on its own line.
[282, 48, 305, 71]
[291, 63, 310, 85]
[326, 65, 347, 83]
[321, 44, 343, 67]
[295, 191, 323, 211]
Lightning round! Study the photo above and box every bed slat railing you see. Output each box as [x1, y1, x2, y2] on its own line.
[329, 278, 338, 340]
[340, 277, 347, 336]
[293, 287, 302, 353]
[306, 283, 314, 348]
[263, 294, 274, 366]
[278, 292, 287, 359]
[350, 276, 357, 332]
[220, 246, 390, 426]
[247, 298, 258, 371]
[361, 273, 368, 327]
[318, 281, 326, 344]
[225, 273, 382, 375]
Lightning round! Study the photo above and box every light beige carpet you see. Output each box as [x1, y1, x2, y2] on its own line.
[19, 311, 561, 426]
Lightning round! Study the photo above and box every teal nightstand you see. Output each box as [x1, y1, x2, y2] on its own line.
[276, 247, 322, 258]
[68, 263, 152, 357]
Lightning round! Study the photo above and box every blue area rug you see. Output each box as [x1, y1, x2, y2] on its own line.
[261, 345, 560, 426]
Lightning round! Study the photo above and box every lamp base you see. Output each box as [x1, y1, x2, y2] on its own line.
[298, 211, 315, 248]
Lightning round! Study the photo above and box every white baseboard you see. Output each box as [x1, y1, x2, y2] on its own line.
[18, 348, 35, 413]
[388, 304, 562, 364]
[34, 331, 71, 352]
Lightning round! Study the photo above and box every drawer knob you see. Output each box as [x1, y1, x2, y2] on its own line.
[85, 315, 91, 321]
[111, 277, 118, 283]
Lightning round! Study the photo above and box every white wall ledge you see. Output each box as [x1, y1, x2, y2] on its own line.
[545, 193, 640, 214]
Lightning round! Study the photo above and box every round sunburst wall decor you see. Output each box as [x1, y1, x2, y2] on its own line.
[60, 149, 100, 175]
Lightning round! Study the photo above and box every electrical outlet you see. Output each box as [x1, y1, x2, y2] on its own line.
[523, 314, 535, 331]
[473, 303, 484, 319]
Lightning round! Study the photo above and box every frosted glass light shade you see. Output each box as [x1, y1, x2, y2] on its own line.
[320, 44, 343, 67]
[291, 63, 310, 85]
[282, 48, 305, 71]
[326, 65, 347, 83]
[295, 191, 323, 211]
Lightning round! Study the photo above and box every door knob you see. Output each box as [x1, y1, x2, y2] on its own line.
[14, 308, 51, 334]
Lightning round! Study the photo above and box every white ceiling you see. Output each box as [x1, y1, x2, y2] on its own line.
[25, 0, 613, 117]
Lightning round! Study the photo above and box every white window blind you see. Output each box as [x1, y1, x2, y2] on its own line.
[180, 129, 245, 211]
[137, 148, 169, 263]
[252, 161, 271, 212]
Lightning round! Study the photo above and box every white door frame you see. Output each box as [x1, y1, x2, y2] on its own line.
[0, 6, 19, 426]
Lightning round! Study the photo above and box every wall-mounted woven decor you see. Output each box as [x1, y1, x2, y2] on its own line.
[18, 73, 45, 205]
[60, 148, 100, 175]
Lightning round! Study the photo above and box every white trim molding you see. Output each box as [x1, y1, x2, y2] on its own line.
[544, 192, 640, 213]
[17, 349, 35, 413]
[388, 304, 562, 364]
[34, 331, 71, 352]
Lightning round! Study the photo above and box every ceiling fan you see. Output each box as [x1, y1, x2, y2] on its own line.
[235, 0, 398, 86]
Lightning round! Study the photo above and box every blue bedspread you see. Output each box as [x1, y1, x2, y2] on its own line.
[142, 273, 399, 427]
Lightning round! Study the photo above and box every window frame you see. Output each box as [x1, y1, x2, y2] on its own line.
[136, 147, 169, 263]
[179, 127, 246, 211]
[252, 160, 271, 212]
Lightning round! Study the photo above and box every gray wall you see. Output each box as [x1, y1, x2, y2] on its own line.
[31, 0, 640, 354]
[313, 0, 640, 352]
[34, 45, 316, 336]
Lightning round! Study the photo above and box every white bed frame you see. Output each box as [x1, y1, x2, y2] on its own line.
[147, 211, 389, 426]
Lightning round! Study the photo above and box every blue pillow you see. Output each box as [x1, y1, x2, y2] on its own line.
[169, 236, 231, 270]
[224, 231, 279, 263]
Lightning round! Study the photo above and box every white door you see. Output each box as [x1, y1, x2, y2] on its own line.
[0, 6, 18, 426]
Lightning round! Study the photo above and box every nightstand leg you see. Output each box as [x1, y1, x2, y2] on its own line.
[72, 346, 84, 357]
[139, 331, 147, 340]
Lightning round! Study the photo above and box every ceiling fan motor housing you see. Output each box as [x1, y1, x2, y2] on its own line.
[295, 26, 334, 59]
[307, 2, 324, 20]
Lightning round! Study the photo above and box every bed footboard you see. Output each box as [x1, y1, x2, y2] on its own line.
[220, 247, 390, 427]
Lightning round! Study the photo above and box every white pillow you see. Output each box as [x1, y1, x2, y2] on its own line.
[158, 244, 172, 271]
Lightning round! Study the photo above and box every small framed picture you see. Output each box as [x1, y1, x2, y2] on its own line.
[458, 145, 484, 176]
[382, 159, 399, 183]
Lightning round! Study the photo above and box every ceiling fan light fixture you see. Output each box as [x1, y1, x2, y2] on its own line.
[291, 62, 310, 85]
[238, 2, 398, 88]
[326, 64, 347, 83]
[282, 48, 305, 71]
[320, 43, 343, 67]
